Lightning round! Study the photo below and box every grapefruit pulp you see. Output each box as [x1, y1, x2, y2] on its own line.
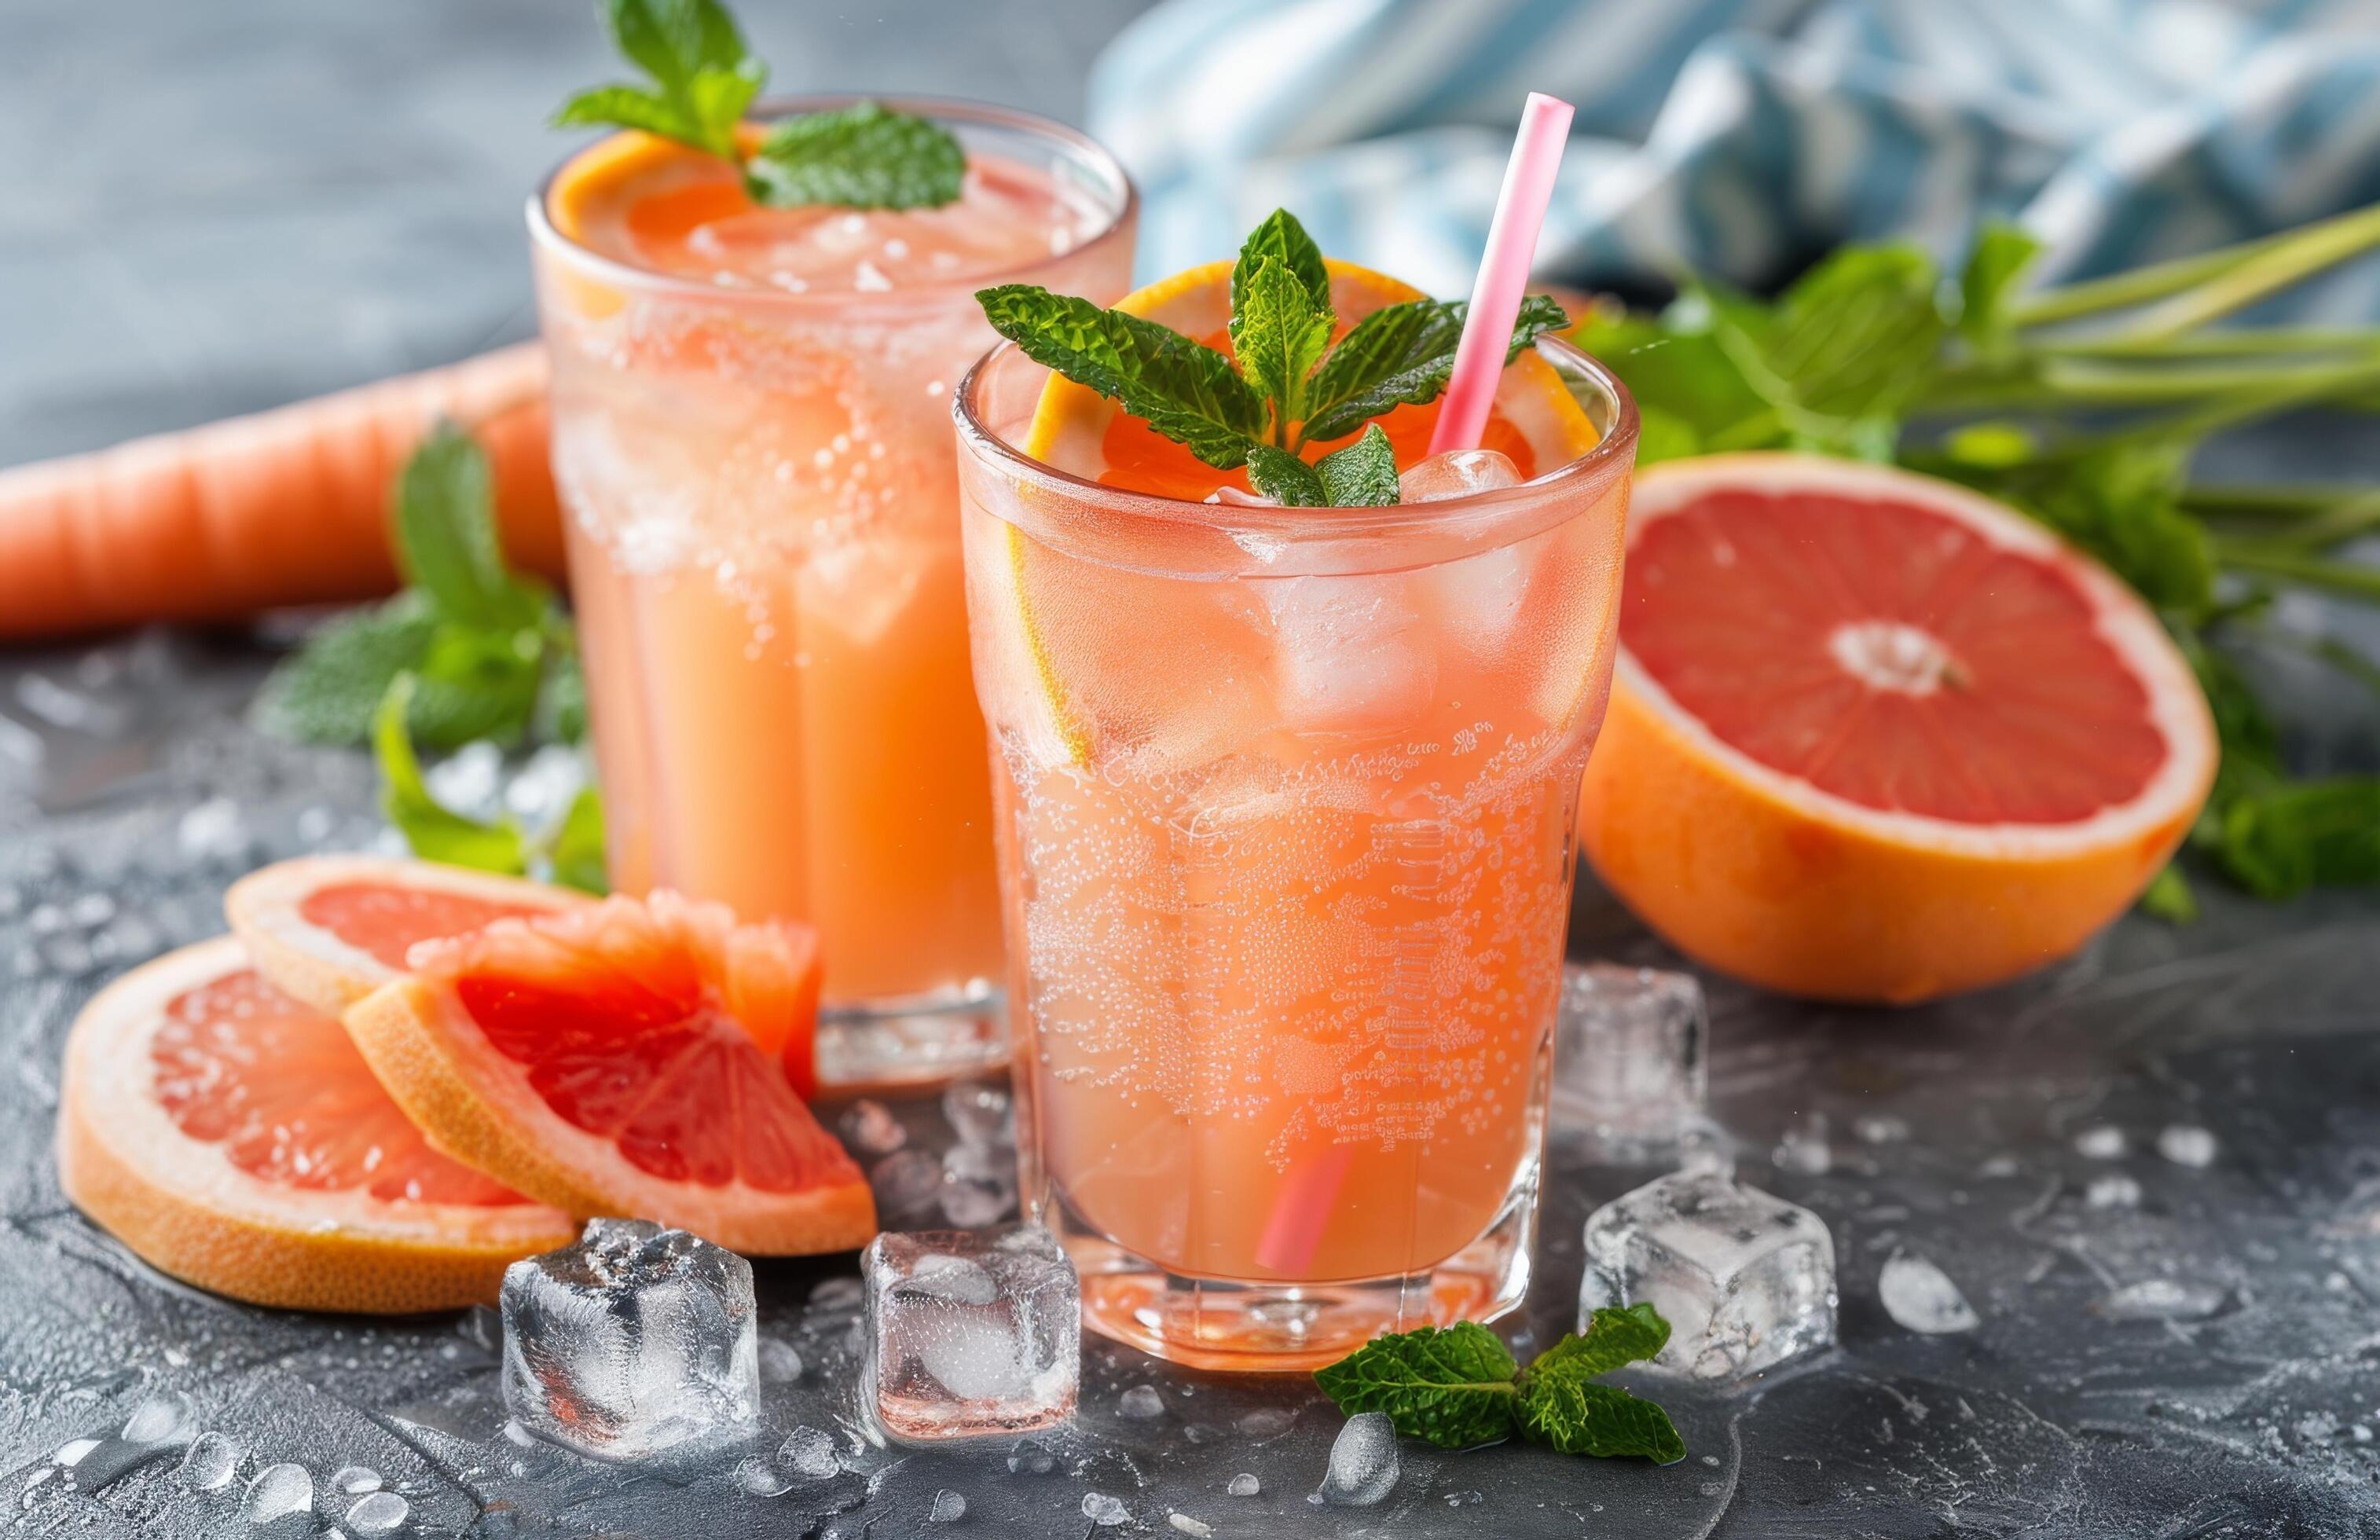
[228, 854, 586, 1016]
[1578, 453, 2217, 1002]
[57, 937, 575, 1312]
[343, 891, 872, 1256]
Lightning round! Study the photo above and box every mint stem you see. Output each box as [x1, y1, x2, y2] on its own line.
[2009, 204, 2380, 328]
[2215, 542, 2380, 601]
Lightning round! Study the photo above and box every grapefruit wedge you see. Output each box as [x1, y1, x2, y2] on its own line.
[343, 891, 872, 1256]
[57, 937, 575, 1312]
[228, 855, 586, 1016]
[1579, 453, 2217, 1003]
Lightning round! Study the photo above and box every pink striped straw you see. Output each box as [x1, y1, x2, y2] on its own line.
[1428, 91, 1575, 456]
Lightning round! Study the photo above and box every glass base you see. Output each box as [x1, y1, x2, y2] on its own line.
[1047, 1181, 1539, 1373]
[816, 981, 1007, 1093]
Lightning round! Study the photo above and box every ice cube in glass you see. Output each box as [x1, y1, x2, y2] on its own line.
[1553, 963, 1707, 1157]
[863, 1224, 1080, 1441]
[1396, 448, 1523, 503]
[1580, 1171, 1835, 1381]
[501, 1218, 761, 1460]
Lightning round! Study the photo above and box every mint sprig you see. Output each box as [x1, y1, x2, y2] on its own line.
[555, 0, 964, 211]
[375, 675, 607, 895]
[976, 208, 1570, 499]
[1313, 1308, 1685, 1464]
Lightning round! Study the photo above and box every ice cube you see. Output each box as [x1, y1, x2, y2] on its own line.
[1772, 1113, 1832, 1175]
[2158, 1124, 2217, 1168]
[838, 1098, 908, 1155]
[500, 1218, 761, 1461]
[1227, 1472, 1260, 1496]
[1396, 449, 1523, 504]
[1877, 1252, 1979, 1334]
[1117, 1384, 1166, 1421]
[2074, 1124, 2126, 1159]
[1083, 1491, 1131, 1526]
[862, 1225, 1080, 1442]
[1581, 1170, 1837, 1382]
[2085, 1173, 2142, 1210]
[1257, 573, 1436, 734]
[871, 1149, 948, 1226]
[757, 1337, 805, 1383]
[942, 1081, 1014, 1147]
[940, 1142, 1019, 1227]
[1553, 964, 1709, 1157]
[1316, 1411, 1399, 1506]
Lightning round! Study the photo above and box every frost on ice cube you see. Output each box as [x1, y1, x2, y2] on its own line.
[1396, 449, 1523, 503]
[1553, 963, 1708, 1157]
[1581, 1171, 1836, 1382]
[501, 1218, 761, 1461]
[862, 1224, 1080, 1442]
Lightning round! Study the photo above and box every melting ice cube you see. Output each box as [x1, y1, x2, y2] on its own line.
[1553, 963, 1708, 1157]
[500, 1218, 761, 1461]
[1396, 449, 1523, 503]
[1582, 1170, 1836, 1382]
[1257, 573, 1436, 733]
[1877, 1252, 1979, 1334]
[863, 1225, 1080, 1441]
[1315, 1411, 1399, 1506]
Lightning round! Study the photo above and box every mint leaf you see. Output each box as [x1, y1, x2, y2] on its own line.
[375, 676, 528, 875]
[1317, 424, 1399, 506]
[547, 787, 611, 894]
[1245, 445, 1325, 507]
[977, 284, 1265, 468]
[1958, 222, 2043, 354]
[554, 0, 764, 160]
[1301, 294, 1568, 445]
[2139, 863, 2198, 923]
[746, 101, 965, 210]
[1513, 1305, 1684, 1462]
[1531, 1304, 1670, 1379]
[1311, 1322, 1519, 1449]
[1234, 257, 1333, 439]
[1230, 208, 1331, 332]
[2220, 776, 2380, 898]
[394, 422, 545, 632]
[255, 594, 440, 746]
[1701, 248, 1945, 456]
[409, 625, 545, 750]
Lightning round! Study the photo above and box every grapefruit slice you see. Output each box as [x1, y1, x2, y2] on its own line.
[57, 937, 575, 1312]
[227, 854, 587, 1017]
[1578, 453, 2217, 1003]
[343, 891, 873, 1256]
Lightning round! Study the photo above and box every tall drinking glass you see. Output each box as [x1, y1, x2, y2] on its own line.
[529, 100, 1135, 1087]
[955, 338, 1639, 1369]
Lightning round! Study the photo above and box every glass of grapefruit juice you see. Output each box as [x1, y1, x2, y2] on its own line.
[528, 100, 1134, 1087]
[954, 323, 1640, 1370]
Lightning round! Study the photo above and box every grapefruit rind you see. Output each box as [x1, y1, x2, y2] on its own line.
[57, 937, 576, 1313]
[227, 853, 587, 1017]
[1579, 453, 2217, 1003]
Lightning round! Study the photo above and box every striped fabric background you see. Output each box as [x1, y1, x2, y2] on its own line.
[1090, 0, 2380, 310]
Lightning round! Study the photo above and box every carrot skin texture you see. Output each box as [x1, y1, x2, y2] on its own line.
[0, 343, 563, 640]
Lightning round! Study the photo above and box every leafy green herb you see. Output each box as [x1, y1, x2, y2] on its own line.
[1314, 1307, 1684, 1464]
[745, 101, 966, 211]
[373, 675, 608, 894]
[1245, 426, 1400, 508]
[553, 0, 765, 160]
[1302, 294, 1568, 444]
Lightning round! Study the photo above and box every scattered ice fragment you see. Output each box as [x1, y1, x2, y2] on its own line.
[1977, 1155, 2021, 1179]
[330, 1466, 381, 1496]
[1236, 1407, 1296, 1439]
[1318, 1411, 1399, 1506]
[1445, 1489, 1483, 1505]
[2100, 1278, 2228, 1322]
[863, 1225, 1079, 1440]
[1227, 1472, 1260, 1496]
[1005, 1437, 1058, 1475]
[757, 1338, 806, 1383]
[778, 1426, 842, 1481]
[1396, 448, 1522, 503]
[53, 1439, 97, 1468]
[1117, 1384, 1166, 1421]
[2074, 1125, 2126, 1159]
[1169, 1513, 1214, 1537]
[1582, 1170, 1837, 1381]
[1084, 1491, 1131, 1525]
[1878, 1253, 1980, 1334]
[2085, 1174, 2142, 1210]
[1772, 1113, 1832, 1175]
[244, 1462, 314, 1523]
[1553, 963, 1707, 1156]
[2158, 1124, 2217, 1168]
[456, 1304, 503, 1355]
[838, 1099, 908, 1155]
[871, 1149, 948, 1224]
[426, 741, 504, 823]
[928, 1489, 966, 1522]
[345, 1490, 409, 1534]
[500, 1218, 761, 1461]
[736, 1456, 792, 1497]
[181, 1432, 240, 1490]
[178, 798, 248, 861]
[1854, 1115, 1911, 1145]
[941, 1142, 1019, 1227]
[942, 1081, 1013, 1146]
[809, 1276, 867, 1313]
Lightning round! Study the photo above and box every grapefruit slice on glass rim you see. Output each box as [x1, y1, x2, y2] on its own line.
[1578, 453, 2217, 1003]
[57, 937, 575, 1312]
[343, 890, 872, 1256]
[227, 854, 586, 1016]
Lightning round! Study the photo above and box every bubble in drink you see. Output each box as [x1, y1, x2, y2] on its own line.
[1582, 1170, 1837, 1382]
[1552, 963, 1707, 1157]
[862, 1225, 1080, 1441]
[1877, 1252, 1979, 1334]
[500, 1219, 761, 1461]
[1396, 448, 1523, 504]
[1317, 1411, 1399, 1506]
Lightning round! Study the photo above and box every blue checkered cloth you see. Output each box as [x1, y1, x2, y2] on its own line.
[1090, 0, 2380, 312]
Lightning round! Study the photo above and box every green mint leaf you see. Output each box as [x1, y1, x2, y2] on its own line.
[544, 786, 611, 894]
[747, 101, 965, 210]
[1234, 257, 1334, 438]
[1957, 222, 2043, 353]
[1301, 293, 1568, 445]
[1311, 1322, 1520, 1449]
[2220, 776, 2380, 899]
[553, 84, 706, 146]
[537, 630, 591, 746]
[2138, 863, 2199, 923]
[394, 423, 546, 632]
[375, 676, 528, 876]
[1245, 445, 1326, 506]
[556, 0, 764, 159]
[1516, 1377, 1688, 1463]
[1230, 209, 1332, 346]
[255, 593, 440, 746]
[1574, 299, 1779, 461]
[977, 284, 1265, 468]
[1702, 247, 1945, 456]
[408, 623, 546, 750]
[1316, 424, 1399, 506]
[1949, 443, 2215, 618]
[1532, 1304, 1670, 1379]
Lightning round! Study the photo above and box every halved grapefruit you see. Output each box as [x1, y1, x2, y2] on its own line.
[343, 891, 871, 1256]
[227, 855, 586, 1017]
[1578, 453, 2217, 1003]
[57, 937, 575, 1312]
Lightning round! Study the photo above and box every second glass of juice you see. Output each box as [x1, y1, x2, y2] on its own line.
[529, 101, 1135, 1086]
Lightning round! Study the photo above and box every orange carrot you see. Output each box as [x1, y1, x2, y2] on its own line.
[0, 343, 563, 640]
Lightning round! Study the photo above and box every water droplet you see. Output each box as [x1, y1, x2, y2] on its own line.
[244, 1462, 313, 1523]
[181, 1432, 240, 1490]
[346, 1490, 409, 1534]
[331, 1465, 381, 1495]
[1227, 1472, 1260, 1497]
[928, 1489, 966, 1523]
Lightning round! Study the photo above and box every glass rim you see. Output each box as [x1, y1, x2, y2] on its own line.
[953, 332, 1641, 540]
[524, 93, 1139, 307]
